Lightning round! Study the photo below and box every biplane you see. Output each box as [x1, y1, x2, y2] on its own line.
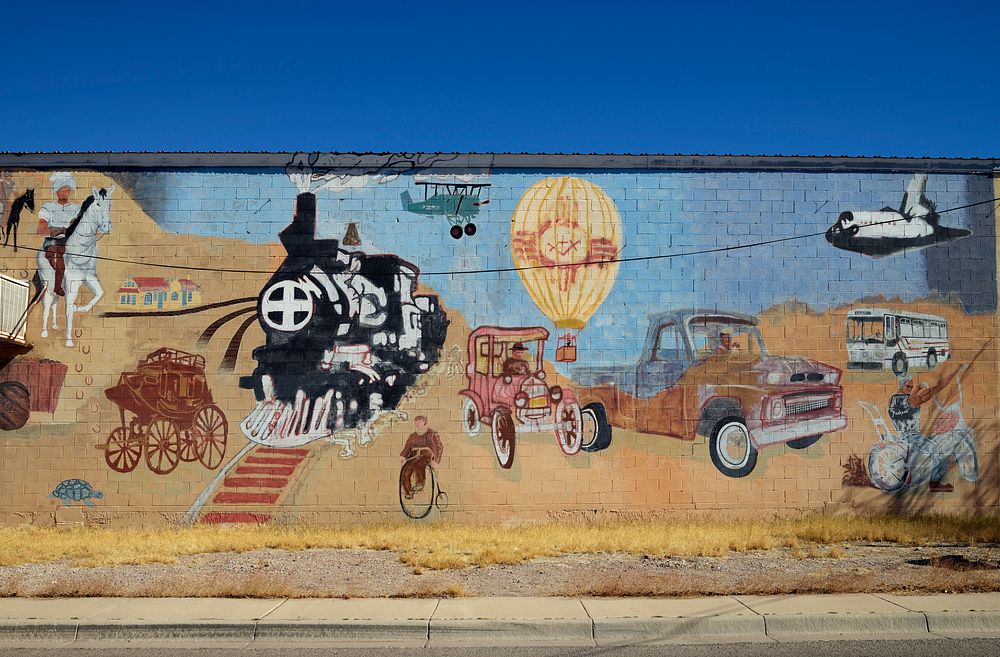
[401, 179, 491, 239]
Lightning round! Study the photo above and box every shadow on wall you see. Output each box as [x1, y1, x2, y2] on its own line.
[924, 175, 997, 314]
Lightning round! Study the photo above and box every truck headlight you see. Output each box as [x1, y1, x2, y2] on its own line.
[515, 392, 529, 408]
[824, 372, 840, 385]
[767, 398, 784, 421]
[535, 370, 546, 381]
[549, 385, 562, 402]
[766, 372, 784, 385]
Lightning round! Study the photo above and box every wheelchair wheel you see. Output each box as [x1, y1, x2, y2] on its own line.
[399, 463, 436, 519]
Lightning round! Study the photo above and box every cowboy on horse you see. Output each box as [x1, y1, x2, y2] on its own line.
[37, 172, 79, 295]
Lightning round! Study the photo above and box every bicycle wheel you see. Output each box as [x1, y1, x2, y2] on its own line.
[399, 463, 435, 519]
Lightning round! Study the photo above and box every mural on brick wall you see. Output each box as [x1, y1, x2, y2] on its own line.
[0, 162, 997, 524]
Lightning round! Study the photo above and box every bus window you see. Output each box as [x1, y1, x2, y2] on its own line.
[912, 320, 925, 338]
[884, 316, 896, 341]
[899, 317, 911, 337]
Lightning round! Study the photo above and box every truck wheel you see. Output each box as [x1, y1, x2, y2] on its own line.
[926, 350, 938, 370]
[461, 397, 481, 438]
[891, 352, 908, 376]
[491, 411, 516, 469]
[581, 402, 612, 452]
[786, 434, 822, 450]
[709, 417, 757, 478]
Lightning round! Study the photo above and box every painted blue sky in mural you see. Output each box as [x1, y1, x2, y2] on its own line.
[2, 1, 997, 157]
[121, 169, 995, 366]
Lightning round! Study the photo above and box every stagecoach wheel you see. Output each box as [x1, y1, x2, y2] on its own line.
[399, 463, 436, 520]
[145, 416, 181, 475]
[867, 440, 910, 492]
[927, 351, 938, 370]
[193, 404, 228, 470]
[955, 432, 979, 482]
[449, 225, 463, 239]
[554, 400, 583, 456]
[0, 381, 30, 431]
[464, 222, 477, 236]
[104, 426, 141, 473]
[709, 417, 757, 478]
[461, 397, 481, 438]
[891, 352, 908, 376]
[177, 431, 198, 463]
[491, 411, 516, 469]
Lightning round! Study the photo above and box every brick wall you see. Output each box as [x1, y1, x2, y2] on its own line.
[0, 155, 996, 526]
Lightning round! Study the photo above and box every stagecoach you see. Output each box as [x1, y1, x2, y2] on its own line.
[100, 348, 228, 474]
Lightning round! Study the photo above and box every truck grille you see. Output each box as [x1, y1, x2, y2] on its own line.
[785, 395, 831, 415]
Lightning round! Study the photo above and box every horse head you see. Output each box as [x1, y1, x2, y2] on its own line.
[24, 188, 35, 212]
[90, 185, 114, 234]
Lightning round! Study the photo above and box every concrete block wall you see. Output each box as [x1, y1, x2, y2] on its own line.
[0, 154, 996, 526]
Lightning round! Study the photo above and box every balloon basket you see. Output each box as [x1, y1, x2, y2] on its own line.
[555, 333, 578, 363]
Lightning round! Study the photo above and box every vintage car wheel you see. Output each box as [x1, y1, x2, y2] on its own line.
[554, 400, 583, 456]
[867, 440, 910, 492]
[193, 404, 229, 470]
[0, 381, 30, 431]
[145, 416, 182, 475]
[709, 417, 757, 478]
[955, 432, 979, 482]
[105, 426, 141, 473]
[926, 351, 938, 370]
[491, 411, 516, 469]
[461, 397, 481, 438]
[891, 352, 908, 376]
[581, 402, 613, 452]
[786, 434, 823, 450]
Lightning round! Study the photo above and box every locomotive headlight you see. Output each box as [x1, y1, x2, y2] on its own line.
[515, 392, 529, 408]
[549, 385, 562, 401]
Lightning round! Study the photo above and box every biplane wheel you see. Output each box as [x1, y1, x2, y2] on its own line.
[105, 426, 142, 473]
[0, 381, 30, 431]
[193, 404, 228, 470]
[145, 416, 181, 475]
[464, 222, 477, 236]
[449, 225, 463, 239]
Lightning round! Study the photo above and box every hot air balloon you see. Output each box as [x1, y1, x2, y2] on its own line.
[510, 177, 622, 362]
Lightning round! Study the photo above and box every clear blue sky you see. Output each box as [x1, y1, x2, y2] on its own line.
[3, 0, 997, 156]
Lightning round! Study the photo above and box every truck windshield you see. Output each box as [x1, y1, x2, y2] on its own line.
[688, 318, 765, 360]
[847, 317, 884, 344]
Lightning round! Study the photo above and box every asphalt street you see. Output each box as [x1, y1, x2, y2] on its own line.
[3, 640, 1000, 657]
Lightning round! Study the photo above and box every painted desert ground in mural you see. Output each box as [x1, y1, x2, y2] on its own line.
[0, 172, 1000, 524]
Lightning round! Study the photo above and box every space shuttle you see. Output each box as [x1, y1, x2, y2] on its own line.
[825, 173, 971, 257]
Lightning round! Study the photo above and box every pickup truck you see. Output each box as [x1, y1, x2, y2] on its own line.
[573, 309, 847, 477]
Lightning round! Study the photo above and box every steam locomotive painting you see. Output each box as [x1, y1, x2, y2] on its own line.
[239, 192, 448, 447]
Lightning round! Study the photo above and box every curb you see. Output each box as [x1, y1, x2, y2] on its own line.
[1, 610, 999, 646]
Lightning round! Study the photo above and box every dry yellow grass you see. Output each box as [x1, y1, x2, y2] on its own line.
[0, 513, 997, 571]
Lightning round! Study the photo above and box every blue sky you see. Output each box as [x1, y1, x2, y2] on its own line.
[3, 0, 998, 156]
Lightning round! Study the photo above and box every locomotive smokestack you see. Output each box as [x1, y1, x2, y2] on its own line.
[279, 192, 338, 256]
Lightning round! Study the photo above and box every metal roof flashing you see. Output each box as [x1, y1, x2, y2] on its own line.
[0, 152, 997, 173]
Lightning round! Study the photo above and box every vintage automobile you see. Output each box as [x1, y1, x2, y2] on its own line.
[573, 310, 847, 478]
[460, 326, 601, 469]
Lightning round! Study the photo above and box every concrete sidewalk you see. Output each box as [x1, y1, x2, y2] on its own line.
[1, 593, 999, 648]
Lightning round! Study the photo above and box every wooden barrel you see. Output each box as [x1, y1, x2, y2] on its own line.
[0, 381, 30, 431]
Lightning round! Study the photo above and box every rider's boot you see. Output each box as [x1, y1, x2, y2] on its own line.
[929, 480, 954, 492]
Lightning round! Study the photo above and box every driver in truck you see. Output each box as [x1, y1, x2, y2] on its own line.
[715, 331, 742, 354]
[503, 342, 532, 375]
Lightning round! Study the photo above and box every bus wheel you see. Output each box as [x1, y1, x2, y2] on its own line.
[891, 352, 908, 376]
[926, 351, 938, 370]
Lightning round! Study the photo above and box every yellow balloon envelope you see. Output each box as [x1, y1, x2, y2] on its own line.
[510, 177, 622, 360]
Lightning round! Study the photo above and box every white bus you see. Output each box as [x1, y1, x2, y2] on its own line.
[846, 308, 949, 376]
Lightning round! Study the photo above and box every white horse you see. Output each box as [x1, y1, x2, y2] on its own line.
[36, 186, 113, 347]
